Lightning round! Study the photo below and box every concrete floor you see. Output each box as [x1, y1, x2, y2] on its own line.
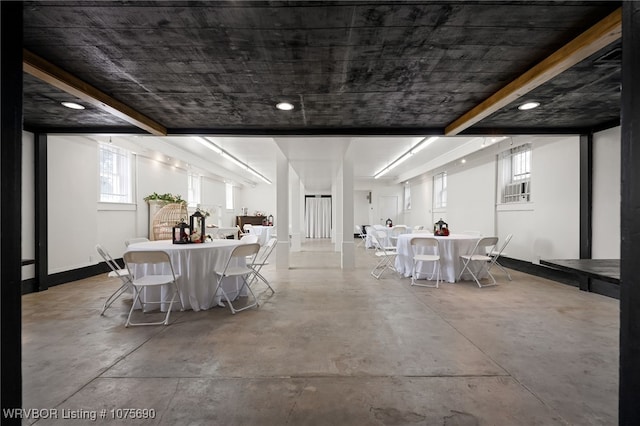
[22, 239, 619, 425]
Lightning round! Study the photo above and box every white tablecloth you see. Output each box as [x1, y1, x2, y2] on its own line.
[248, 225, 274, 245]
[394, 233, 481, 283]
[125, 239, 246, 311]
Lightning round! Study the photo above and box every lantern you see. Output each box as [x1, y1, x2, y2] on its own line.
[385, 218, 393, 227]
[434, 218, 449, 236]
[172, 220, 190, 244]
[189, 210, 205, 243]
[268, 214, 274, 226]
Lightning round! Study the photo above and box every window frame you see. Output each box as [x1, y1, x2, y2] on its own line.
[98, 142, 134, 205]
[187, 172, 202, 208]
[500, 143, 532, 204]
[433, 171, 447, 210]
[225, 182, 234, 211]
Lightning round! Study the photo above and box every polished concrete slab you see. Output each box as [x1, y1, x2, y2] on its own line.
[21, 239, 619, 425]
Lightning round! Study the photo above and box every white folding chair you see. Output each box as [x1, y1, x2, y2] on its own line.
[240, 234, 259, 244]
[457, 236, 499, 288]
[247, 237, 277, 294]
[125, 237, 149, 247]
[389, 225, 408, 247]
[212, 243, 261, 314]
[122, 250, 183, 327]
[410, 237, 441, 288]
[375, 230, 396, 252]
[489, 233, 513, 280]
[95, 244, 133, 315]
[370, 233, 398, 279]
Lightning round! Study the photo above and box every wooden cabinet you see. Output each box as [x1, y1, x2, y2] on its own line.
[236, 215, 266, 229]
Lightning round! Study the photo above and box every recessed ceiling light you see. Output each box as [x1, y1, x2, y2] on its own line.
[518, 101, 540, 111]
[61, 101, 85, 110]
[276, 102, 294, 111]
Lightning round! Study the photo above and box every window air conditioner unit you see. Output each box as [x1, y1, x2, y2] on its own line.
[504, 180, 530, 202]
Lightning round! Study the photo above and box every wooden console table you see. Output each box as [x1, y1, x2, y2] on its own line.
[236, 215, 266, 229]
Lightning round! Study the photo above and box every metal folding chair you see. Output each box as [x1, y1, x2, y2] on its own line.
[457, 236, 499, 288]
[489, 233, 513, 280]
[409, 236, 441, 288]
[370, 233, 398, 279]
[95, 244, 133, 315]
[247, 237, 277, 294]
[123, 250, 183, 326]
[212, 243, 261, 314]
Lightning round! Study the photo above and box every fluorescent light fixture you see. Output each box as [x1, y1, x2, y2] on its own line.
[276, 102, 294, 111]
[192, 137, 272, 184]
[193, 136, 222, 154]
[411, 136, 439, 154]
[518, 101, 540, 111]
[221, 151, 248, 169]
[61, 101, 85, 110]
[246, 167, 272, 184]
[374, 136, 439, 179]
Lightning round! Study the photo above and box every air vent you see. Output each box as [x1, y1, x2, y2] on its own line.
[594, 47, 621, 67]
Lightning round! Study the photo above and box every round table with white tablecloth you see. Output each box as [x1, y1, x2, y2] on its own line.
[125, 239, 247, 311]
[394, 233, 482, 283]
[246, 225, 274, 245]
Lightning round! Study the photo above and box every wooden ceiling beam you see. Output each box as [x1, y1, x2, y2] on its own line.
[445, 7, 622, 136]
[23, 49, 167, 136]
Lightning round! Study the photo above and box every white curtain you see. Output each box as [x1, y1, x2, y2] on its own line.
[305, 197, 332, 238]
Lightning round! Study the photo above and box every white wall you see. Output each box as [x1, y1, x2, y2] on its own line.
[592, 126, 621, 258]
[447, 157, 496, 236]
[405, 135, 584, 263]
[48, 136, 100, 273]
[527, 137, 580, 261]
[405, 178, 432, 231]
[354, 190, 370, 232]
[236, 183, 276, 226]
[200, 176, 228, 227]
[135, 155, 187, 238]
[362, 182, 404, 227]
[45, 135, 237, 273]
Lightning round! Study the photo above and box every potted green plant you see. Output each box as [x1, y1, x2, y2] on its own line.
[143, 192, 186, 204]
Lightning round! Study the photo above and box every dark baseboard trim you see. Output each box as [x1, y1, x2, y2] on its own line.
[500, 256, 619, 299]
[21, 261, 119, 295]
[21, 278, 37, 295]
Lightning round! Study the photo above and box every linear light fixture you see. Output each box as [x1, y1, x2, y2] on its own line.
[193, 137, 272, 184]
[374, 136, 439, 179]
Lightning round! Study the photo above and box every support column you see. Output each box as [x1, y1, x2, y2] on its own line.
[579, 133, 593, 261]
[290, 167, 302, 252]
[1, 1, 23, 416]
[334, 168, 343, 252]
[620, 2, 640, 424]
[35, 133, 49, 291]
[275, 150, 289, 269]
[341, 149, 355, 269]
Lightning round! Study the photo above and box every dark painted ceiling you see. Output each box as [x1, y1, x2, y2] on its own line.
[22, 1, 622, 135]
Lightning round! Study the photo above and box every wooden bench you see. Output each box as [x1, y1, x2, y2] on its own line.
[540, 259, 619, 299]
